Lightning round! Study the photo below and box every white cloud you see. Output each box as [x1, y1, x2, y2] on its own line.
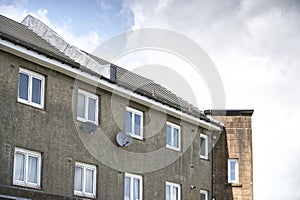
[0, 3, 28, 21]
[121, 0, 300, 199]
[0, 3, 101, 52]
[98, 0, 113, 11]
[29, 9, 101, 52]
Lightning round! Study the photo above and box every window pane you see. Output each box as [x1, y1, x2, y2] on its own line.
[166, 125, 172, 145]
[74, 166, 83, 191]
[14, 153, 25, 181]
[133, 178, 140, 200]
[134, 114, 141, 136]
[200, 137, 206, 156]
[77, 94, 85, 118]
[124, 177, 130, 200]
[85, 169, 94, 193]
[230, 161, 236, 181]
[166, 185, 171, 200]
[27, 156, 38, 183]
[19, 73, 29, 100]
[173, 186, 179, 200]
[31, 77, 41, 104]
[88, 98, 96, 122]
[200, 193, 206, 200]
[126, 111, 132, 133]
[173, 128, 179, 148]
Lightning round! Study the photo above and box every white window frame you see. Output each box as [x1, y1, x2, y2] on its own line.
[166, 181, 181, 200]
[13, 147, 41, 188]
[125, 107, 143, 140]
[200, 134, 208, 159]
[18, 67, 45, 109]
[166, 122, 181, 151]
[200, 190, 208, 200]
[77, 89, 99, 125]
[124, 173, 143, 200]
[228, 159, 239, 183]
[74, 162, 97, 198]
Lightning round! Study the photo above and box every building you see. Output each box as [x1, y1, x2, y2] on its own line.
[0, 15, 253, 200]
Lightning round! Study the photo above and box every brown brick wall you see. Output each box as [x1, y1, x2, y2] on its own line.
[211, 112, 253, 200]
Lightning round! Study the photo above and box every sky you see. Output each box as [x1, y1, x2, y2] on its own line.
[1, 0, 300, 199]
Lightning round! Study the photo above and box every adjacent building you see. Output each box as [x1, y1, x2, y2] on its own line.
[0, 15, 253, 200]
[205, 110, 254, 200]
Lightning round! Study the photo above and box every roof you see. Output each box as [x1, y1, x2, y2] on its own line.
[0, 14, 222, 127]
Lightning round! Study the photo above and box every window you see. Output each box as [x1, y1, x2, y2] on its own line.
[200, 134, 208, 159]
[77, 89, 98, 125]
[125, 107, 143, 140]
[166, 122, 181, 151]
[200, 190, 208, 200]
[124, 173, 143, 200]
[13, 147, 41, 188]
[166, 181, 181, 200]
[18, 68, 45, 109]
[228, 159, 239, 183]
[74, 162, 97, 198]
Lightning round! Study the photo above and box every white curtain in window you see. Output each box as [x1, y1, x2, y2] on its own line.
[134, 114, 141, 136]
[74, 166, 83, 191]
[85, 168, 94, 193]
[126, 111, 132, 133]
[173, 128, 178, 148]
[166, 185, 171, 200]
[173, 186, 179, 200]
[77, 94, 86, 118]
[14, 153, 25, 181]
[133, 178, 140, 200]
[88, 98, 96, 121]
[166, 125, 172, 145]
[124, 177, 130, 200]
[27, 156, 38, 183]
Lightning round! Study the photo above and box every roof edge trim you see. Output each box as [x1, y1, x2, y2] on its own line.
[204, 109, 254, 116]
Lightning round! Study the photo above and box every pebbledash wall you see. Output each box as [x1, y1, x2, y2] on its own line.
[0, 49, 214, 200]
[0, 15, 253, 200]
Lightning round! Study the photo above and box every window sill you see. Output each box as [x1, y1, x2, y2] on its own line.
[76, 118, 98, 126]
[166, 145, 180, 152]
[13, 182, 41, 190]
[228, 183, 243, 187]
[17, 100, 45, 111]
[200, 155, 209, 161]
[128, 133, 143, 140]
[74, 192, 96, 199]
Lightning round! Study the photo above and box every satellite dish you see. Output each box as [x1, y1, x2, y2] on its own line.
[116, 132, 132, 146]
[82, 121, 97, 133]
